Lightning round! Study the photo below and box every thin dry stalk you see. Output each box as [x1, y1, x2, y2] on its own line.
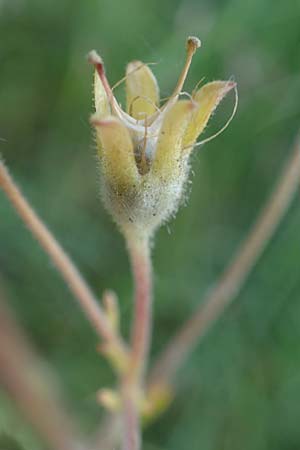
[0, 161, 126, 357]
[0, 289, 84, 450]
[149, 135, 300, 388]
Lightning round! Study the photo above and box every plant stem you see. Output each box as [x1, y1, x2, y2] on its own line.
[92, 413, 122, 450]
[149, 135, 300, 389]
[128, 237, 152, 381]
[0, 290, 85, 450]
[121, 385, 141, 450]
[119, 235, 152, 450]
[93, 136, 300, 448]
[0, 161, 127, 359]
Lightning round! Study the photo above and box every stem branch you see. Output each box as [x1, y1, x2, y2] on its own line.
[149, 135, 300, 388]
[0, 161, 126, 358]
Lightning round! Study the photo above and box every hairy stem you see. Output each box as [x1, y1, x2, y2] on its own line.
[118, 236, 152, 450]
[128, 237, 152, 381]
[149, 135, 300, 388]
[0, 161, 127, 358]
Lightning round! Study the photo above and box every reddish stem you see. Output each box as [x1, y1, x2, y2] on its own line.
[119, 236, 152, 450]
[121, 386, 141, 450]
[128, 237, 152, 382]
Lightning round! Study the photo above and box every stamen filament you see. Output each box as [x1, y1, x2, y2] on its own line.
[144, 37, 201, 128]
[129, 96, 160, 118]
[162, 36, 201, 112]
[112, 62, 158, 91]
[189, 82, 238, 150]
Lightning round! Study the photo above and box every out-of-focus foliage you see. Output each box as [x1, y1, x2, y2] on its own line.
[1, 0, 300, 449]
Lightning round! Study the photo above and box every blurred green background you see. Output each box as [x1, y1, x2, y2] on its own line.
[1, 0, 300, 449]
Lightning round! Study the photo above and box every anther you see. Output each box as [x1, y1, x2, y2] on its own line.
[186, 36, 201, 54]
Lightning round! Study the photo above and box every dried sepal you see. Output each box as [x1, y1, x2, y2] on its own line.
[126, 61, 159, 120]
[152, 100, 195, 180]
[183, 80, 236, 150]
[91, 115, 140, 191]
